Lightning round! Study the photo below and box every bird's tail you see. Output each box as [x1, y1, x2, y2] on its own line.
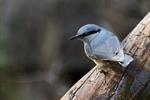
[119, 54, 133, 67]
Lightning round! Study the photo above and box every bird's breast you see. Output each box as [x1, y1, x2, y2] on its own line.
[84, 43, 93, 58]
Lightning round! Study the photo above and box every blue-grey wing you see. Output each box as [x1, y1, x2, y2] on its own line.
[92, 33, 124, 61]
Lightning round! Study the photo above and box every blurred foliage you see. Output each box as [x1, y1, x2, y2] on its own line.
[0, 19, 6, 70]
[0, 79, 18, 100]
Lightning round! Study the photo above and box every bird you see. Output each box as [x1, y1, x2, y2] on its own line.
[70, 24, 133, 67]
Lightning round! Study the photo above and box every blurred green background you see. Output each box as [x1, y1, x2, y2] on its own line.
[0, 19, 5, 69]
[0, 0, 149, 100]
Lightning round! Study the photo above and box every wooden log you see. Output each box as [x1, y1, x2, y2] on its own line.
[61, 12, 150, 100]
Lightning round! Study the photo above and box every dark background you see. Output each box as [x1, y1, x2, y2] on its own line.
[0, 0, 149, 100]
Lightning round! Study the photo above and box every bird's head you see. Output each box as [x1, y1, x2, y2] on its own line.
[70, 24, 101, 41]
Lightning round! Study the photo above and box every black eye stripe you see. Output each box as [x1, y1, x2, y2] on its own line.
[88, 29, 101, 34]
[79, 29, 101, 37]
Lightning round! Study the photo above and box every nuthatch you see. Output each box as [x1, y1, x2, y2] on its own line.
[70, 24, 133, 67]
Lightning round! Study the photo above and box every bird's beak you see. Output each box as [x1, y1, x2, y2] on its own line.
[69, 35, 80, 40]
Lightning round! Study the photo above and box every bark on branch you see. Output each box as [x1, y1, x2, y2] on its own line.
[61, 12, 150, 100]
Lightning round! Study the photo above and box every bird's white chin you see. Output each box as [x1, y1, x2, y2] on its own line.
[82, 33, 98, 42]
